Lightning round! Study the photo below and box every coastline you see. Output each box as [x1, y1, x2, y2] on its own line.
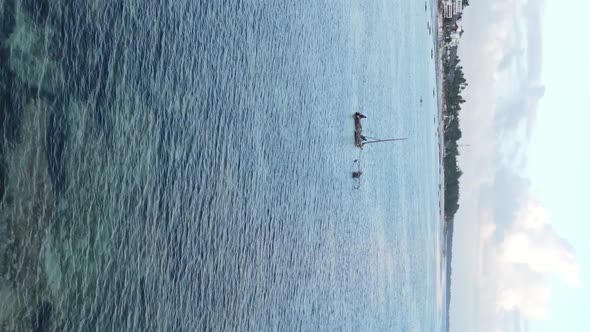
[434, 2, 449, 330]
[436, 2, 446, 230]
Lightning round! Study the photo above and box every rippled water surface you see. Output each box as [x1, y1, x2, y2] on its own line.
[1, 1, 441, 330]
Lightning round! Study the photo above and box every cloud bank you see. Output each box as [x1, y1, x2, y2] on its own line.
[479, 194, 582, 323]
[450, 0, 582, 331]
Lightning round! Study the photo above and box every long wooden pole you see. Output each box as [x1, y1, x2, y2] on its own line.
[362, 138, 407, 145]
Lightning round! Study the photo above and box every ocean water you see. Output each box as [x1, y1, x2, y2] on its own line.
[0, 0, 442, 331]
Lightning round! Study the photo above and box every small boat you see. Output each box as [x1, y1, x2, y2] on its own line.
[353, 112, 407, 148]
[353, 112, 365, 148]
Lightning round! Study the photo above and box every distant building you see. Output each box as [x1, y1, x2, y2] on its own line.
[445, 24, 464, 48]
[442, 0, 463, 19]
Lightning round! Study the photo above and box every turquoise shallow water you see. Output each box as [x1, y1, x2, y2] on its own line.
[0, 1, 442, 331]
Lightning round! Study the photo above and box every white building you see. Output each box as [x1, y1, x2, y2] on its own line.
[442, 0, 463, 19]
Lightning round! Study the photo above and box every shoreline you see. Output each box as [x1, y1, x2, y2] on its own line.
[436, 3, 446, 230]
[434, 2, 449, 329]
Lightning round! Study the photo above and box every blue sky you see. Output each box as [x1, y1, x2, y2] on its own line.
[451, 0, 589, 331]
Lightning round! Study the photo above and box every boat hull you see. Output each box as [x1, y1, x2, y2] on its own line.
[353, 112, 363, 148]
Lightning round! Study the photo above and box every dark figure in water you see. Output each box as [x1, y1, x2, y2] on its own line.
[352, 171, 362, 178]
[32, 301, 52, 332]
[360, 135, 367, 141]
[355, 112, 366, 119]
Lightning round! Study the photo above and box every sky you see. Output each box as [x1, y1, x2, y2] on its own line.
[450, 0, 590, 331]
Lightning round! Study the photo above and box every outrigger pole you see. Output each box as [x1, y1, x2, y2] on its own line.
[362, 138, 407, 145]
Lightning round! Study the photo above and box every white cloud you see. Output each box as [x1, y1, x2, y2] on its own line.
[496, 276, 550, 320]
[476, 200, 582, 326]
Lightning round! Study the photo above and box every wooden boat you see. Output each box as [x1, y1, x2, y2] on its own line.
[353, 112, 407, 148]
[354, 112, 365, 148]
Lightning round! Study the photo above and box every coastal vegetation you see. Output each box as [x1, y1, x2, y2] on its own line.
[441, 3, 469, 331]
[442, 57, 466, 221]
